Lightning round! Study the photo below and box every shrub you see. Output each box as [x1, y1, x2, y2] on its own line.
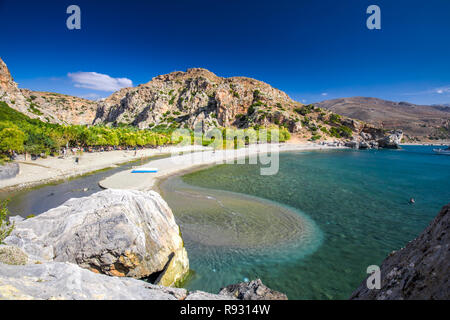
[0, 201, 14, 244]
[329, 113, 341, 124]
[294, 104, 314, 116]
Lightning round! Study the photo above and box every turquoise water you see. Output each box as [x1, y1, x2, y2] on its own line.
[162, 146, 450, 299]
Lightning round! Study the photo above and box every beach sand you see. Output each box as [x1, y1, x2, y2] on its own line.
[99, 142, 347, 191]
[0, 145, 208, 191]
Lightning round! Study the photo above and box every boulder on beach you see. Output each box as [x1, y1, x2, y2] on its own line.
[350, 203, 450, 300]
[377, 130, 403, 149]
[4, 189, 189, 287]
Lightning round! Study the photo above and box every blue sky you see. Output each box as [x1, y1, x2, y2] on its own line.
[1, 0, 449, 105]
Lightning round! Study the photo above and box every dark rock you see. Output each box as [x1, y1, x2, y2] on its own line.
[350, 203, 450, 300]
[219, 279, 288, 300]
[345, 141, 359, 149]
[377, 130, 403, 149]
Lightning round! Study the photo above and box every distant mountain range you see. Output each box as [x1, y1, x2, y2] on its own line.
[314, 97, 450, 141]
[1, 56, 449, 142]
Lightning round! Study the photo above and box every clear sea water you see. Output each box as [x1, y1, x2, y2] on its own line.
[160, 145, 450, 299]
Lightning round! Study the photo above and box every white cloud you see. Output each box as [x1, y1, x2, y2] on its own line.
[434, 86, 450, 94]
[68, 72, 133, 92]
[321, 92, 328, 96]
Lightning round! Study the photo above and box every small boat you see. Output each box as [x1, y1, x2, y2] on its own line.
[131, 167, 158, 173]
[433, 146, 450, 155]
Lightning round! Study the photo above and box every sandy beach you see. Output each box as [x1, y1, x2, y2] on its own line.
[99, 142, 347, 191]
[0, 145, 208, 191]
[0, 141, 346, 192]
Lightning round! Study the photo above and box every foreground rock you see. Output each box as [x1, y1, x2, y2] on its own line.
[351, 203, 450, 300]
[4, 189, 189, 286]
[0, 261, 287, 300]
[0, 245, 28, 265]
[219, 279, 288, 300]
[0, 262, 188, 300]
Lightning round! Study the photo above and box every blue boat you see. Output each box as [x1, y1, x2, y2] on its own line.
[131, 167, 159, 173]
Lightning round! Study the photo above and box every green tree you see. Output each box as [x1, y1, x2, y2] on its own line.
[0, 127, 25, 154]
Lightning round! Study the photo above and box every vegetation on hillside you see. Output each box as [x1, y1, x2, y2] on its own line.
[0, 101, 292, 161]
[0, 101, 171, 159]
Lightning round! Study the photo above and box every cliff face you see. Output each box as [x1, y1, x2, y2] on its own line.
[351, 203, 450, 300]
[94, 67, 306, 132]
[0, 58, 29, 116]
[0, 57, 97, 125]
[19, 89, 97, 125]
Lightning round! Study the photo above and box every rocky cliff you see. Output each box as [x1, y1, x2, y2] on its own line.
[0, 57, 97, 125]
[351, 203, 450, 300]
[93, 68, 304, 131]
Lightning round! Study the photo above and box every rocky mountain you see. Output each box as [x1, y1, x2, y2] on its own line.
[0, 58, 97, 125]
[92, 68, 396, 143]
[351, 203, 449, 300]
[314, 97, 450, 141]
[1, 57, 406, 145]
[93, 68, 304, 132]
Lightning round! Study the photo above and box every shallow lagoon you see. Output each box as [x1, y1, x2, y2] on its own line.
[161, 146, 450, 299]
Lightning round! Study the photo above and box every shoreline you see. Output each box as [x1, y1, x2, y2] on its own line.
[400, 142, 449, 146]
[0, 145, 209, 192]
[99, 142, 348, 191]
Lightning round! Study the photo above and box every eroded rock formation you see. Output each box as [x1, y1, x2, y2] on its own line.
[351, 203, 450, 300]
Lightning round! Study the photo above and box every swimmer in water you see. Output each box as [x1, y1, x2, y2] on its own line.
[409, 198, 415, 205]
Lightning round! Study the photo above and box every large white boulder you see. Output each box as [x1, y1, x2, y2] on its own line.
[4, 189, 189, 286]
[0, 262, 187, 300]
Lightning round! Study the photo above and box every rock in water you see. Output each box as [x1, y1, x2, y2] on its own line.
[350, 203, 450, 300]
[4, 189, 189, 286]
[219, 279, 288, 300]
[377, 130, 403, 149]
